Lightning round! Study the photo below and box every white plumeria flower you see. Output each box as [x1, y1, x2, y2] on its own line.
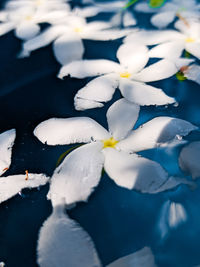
[179, 141, 200, 179]
[0, 3, 70, 40]
[58, 42, 183, 110]
[158, 200, 187, 239]
[37, 203, 157, 267]
[74, 0, 137, 28]
[0, 128, 49, 204]
[33, 99, 197, 207]
[20, 15, 131, 64]
[135, 0, 200, 29]
[125, 19, 200, 60]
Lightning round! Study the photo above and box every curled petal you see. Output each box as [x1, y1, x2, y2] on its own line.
[0, 173, 49, 204]
[37, 206, 101, 267]
[117, 117, 197, 153]
[48, 142, 104, 207]
[34, 117, 110, 145]
[103, 149, 168, 193]
[106, 98, 140, 141]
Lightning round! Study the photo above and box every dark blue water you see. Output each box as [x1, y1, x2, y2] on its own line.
[1, 1, 200, 266]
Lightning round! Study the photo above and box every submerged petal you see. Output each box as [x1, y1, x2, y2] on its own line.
[0, 129, 16, 176]
[34, 117, 110, 145]
[118, 117, 197, 153]
[107, 247, 157, 267]
[179, 141, 200, 179]
[37, 206, 101, 267]
[58, 60, 121, 79]
[0, 173, 49, 204]
[48, 142, 104, 207]
[103, 149, 168, 193]
[119, 79, 175, 106]
[106, 98, 140, 141]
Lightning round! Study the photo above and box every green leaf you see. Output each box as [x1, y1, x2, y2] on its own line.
[123, 0, 140, 9]
[184, 51, 191, 58]
[149, 0, 166, 8]
[176, 71, 187, 81]
[56, 144, 83, 167]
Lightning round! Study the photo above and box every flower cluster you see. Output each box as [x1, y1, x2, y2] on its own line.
[1, 0, 200, 266]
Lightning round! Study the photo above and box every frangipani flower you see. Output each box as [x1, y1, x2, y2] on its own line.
[34, 99, 197, 207]
[58, 42, 181, 110]
[135, 0, 200, 29]
[0, 128, 49, 204]
[20, 15, 131, 64]
[0, 5, 70, 40]
[125, 20, 200, 60]
[179, 141, 200, 179]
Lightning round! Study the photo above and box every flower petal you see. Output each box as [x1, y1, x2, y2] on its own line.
[185, 42, 200, 60]
[74, 74, 119, 111]
[37, 207, 101, 267]
[0, 129, 16, 176]
[58, 59, 121, 79]
[103, 148, 168, 193]
[133, 59, 178, 82]
[123, 11, 137, 27]
[34, 117, 109, 145]
[117, 117, 197, 153]
[117, 43, 149, 73]
[179, 141, 200, 179]
[48, 142, 104, 207]
[21, 25, 66, 56]
[83, 28, 131, 41]
[151, 11, 175, 28]
[0, 22, 14, 36]
[124, 30, 183, 45]
[106, 98, 140, 141]
[107, 247, 156, 267]
[184, 64, 200, 85]
[53, 33, 84, 65]
[119, 79, 175, 106]
[0, 173, 49, 204]
[15, 22, 40, 40]
[149, 41, 184, 59]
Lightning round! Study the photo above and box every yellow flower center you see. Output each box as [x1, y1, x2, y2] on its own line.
[120, 71, 131, 78]
[74, 27, 83, 33]
[25, 15, 32, 21]
[102, 137, 119, 149]
[185, 37, 195, 43]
